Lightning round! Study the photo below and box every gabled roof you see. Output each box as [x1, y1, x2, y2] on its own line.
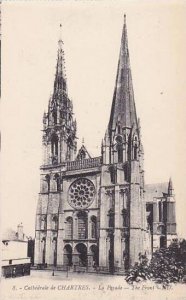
[76, 145, 91, 160]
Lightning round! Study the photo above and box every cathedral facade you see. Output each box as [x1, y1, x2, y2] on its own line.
[34, 17, 176, 274]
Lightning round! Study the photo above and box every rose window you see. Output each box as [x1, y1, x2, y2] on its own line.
[68, 178, 95, 209]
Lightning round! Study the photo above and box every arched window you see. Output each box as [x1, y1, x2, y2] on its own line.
[51, 134, 58, 157]
[163, 201, 167, 222]
[52, 215, 58, 231]
[77, 211, 87, 239]
[117, 144, 123, 163]
[45, 174, 50, 193]
[41, 215, 47, 230]
[133, 144, 138, 160]
[116, 135, 123, 163]
[67, 137, 73, 160]
[122, 208, 128, 227]
[91, 216, 97, 239]
[60, 111, 66, 124]
[123, 163, 129, 182]
[53, 110, 57, 125]
[159, 202, 162, 222]
[118, 125, 121, 134]
[65, 217, 73, 239]
[108, 208, 115, 228]
[54, 173, 60, 191]
[133, 136, 138, 160]
[109, 165, 117, 184]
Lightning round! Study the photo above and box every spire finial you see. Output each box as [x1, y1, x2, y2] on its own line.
[59, 23, 62, 41]
[124, 14, 126, 24]
[82, 137, 84, 145]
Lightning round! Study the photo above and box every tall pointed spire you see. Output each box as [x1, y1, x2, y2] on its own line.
[53, 24, 67, 94]
[108, 15, 138, 132]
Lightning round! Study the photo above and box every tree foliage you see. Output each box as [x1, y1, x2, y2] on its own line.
[126, 239, 186, 285]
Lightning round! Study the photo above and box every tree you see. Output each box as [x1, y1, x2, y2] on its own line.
[126, 239, 186, 285]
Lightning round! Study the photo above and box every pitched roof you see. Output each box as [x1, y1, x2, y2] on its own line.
[76, 145, 91, 160]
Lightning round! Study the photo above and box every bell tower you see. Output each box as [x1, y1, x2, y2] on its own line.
[42, 25, 77, 166]
[35, 25, 77, 266]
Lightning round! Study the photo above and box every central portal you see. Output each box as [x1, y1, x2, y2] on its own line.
[74, 243, 87, 267]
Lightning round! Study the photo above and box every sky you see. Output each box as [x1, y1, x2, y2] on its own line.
[1, 0, 186, 238]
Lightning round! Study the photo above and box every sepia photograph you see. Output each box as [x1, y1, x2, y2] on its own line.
[1, 1, 186, 299]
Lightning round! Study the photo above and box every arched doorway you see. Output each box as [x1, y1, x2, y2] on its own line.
[64, 244, 72, 266]
[89, 245, 99, 269]
[74, 243, 87, 267]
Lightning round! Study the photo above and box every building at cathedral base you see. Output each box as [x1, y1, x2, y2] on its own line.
[145, 179, 177, 253]
[34, 16, 176, 274]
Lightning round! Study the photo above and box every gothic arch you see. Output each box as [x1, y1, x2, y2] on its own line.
[54, 173, 61, 191]
[67, 136, 73, 160]
[52, 215, 58, 230]
[108, 208, 115, 228]
[41, 215, 47, 230]
[89, 244, 99, 266]
[74, 243, 87, 267]
[90, 216, 97, 239]
[65, 217, 73, 239]
[122, 208, 128, 227]
[115, 135, 123, 163]
[51, 134, 58, 157]
[77, 211, 88, 239]
[52, 110, 57, 125]
[45, 174, 50, 193]
[132, 134, 138, 160]
[63, 244, 72, 266]
[117, 122, 121, 134]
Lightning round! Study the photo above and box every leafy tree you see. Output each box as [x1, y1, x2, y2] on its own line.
[126, 239, 186, 285]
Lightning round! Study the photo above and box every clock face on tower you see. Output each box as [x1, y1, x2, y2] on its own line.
[68, 178, 95, 209]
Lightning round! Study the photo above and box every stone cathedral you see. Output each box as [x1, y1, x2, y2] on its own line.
[35, 17, 177, 274]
